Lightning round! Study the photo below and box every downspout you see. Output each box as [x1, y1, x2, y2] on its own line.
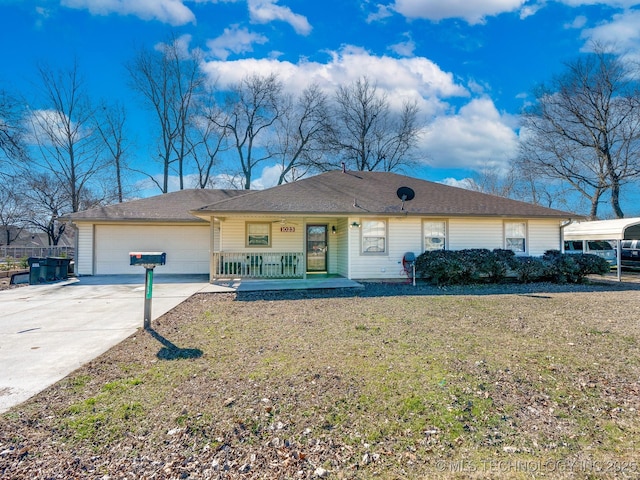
[70, 222, 79, 276]
[559, 219, 573, 253]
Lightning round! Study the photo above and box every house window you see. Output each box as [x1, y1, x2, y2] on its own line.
[362, 220, 386, 254]
[246, 222, 271, 247]
[424, 221, 446, 251]
[505, 221, 526, 253]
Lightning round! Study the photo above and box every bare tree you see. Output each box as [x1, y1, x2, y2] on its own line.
[328, 76, 420, 172]
[462, 166, 518, 198]
[21, 173, 70, 246]
[26, 61, 108, 213]
[187, 102, 229, 189]
[213, 73, 283, 189]
[0, 89, 27, 243]
[127, 34, 205, 192]
[0, 186, 27, 246]
[95, 102, 130, 202]
[520, 44, 640, 219]
[272, 83, 331, 184]
[0, 88, 25, 162]
[461, 162, 573, 211]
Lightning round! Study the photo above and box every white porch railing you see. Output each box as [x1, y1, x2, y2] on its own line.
[213, 252, 304, 278]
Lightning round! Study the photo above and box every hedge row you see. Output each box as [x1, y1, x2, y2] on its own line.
[414, 249, 611, 286]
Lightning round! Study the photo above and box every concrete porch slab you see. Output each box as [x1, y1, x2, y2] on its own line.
[204, 276, 363, 292]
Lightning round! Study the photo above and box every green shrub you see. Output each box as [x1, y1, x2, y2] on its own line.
[513, 256, 546, 283]
[416, 249, 516, 285]
[573, 253, 611, 278]
[416, 249, 610, 286]
[415, 250, 472, 285]
[537, 252, 609, 284]
[488, 249, 518, 282]
[542, 251, 581, 283]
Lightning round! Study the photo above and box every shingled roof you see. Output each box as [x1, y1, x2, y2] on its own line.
[67, 189, 249, 222]
[193, 170, 576, 219]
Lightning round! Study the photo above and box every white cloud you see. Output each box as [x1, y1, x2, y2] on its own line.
[60, 0, 196, 25]
[419, 97, 519, 171]
[565, 14, 587, 29]
[440, 177, 476, 189]
[556, 0, 638, 7]
[248, 0, 312, 35]
[518, 2, 544, 20]
[250, 164, 282, 189]
[389, 33, 416, 57]
[155, 33, 196, 59]
[201, 45, 468, 118]
[391, 0, 527, 25]
[24, 109, 81, 146]
[580, 9, 640, 54]
[366, 4, 394, 23]
[201, 48, 520, 173]
[206, 25, 269, 60]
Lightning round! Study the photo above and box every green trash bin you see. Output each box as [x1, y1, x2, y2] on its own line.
[41, 257, 55, 281]
[28, 257, 46, 284]
[47, 257, 71, 280]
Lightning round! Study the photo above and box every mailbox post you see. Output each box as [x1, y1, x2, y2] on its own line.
[129, 252, 166, 330]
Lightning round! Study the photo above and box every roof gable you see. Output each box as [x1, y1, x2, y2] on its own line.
[193, 171, 576, 219]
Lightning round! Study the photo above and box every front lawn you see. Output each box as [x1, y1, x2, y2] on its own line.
[2, 284, 640, 479]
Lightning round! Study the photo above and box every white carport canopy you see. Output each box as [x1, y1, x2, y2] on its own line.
[564, 217, 640, 241]
[563, 217, 640, 281]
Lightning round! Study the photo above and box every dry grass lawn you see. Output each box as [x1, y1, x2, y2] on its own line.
[2, 282, 640, 479]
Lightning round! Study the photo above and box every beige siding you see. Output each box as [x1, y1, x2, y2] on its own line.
[528, 219, 562, 256]
[345, 216, 563, 280]
[348, 217, 423, 280]
[448, 218, 503, 250]
[218, 217, 304, 252]
[75, 222, 95, 275]
[335, 218, 349, 277]
[208, 215, 569, 281]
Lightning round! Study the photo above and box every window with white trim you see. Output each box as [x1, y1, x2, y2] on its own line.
[246, 222, 271, 247]
[505, 221, 526, 253]
[424, 221, 446, 251]
[362, 220, 386, 253]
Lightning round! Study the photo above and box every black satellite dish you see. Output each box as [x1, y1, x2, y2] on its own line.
[397, 186, 415, 210]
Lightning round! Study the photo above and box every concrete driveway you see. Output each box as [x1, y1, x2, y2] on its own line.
[0, 274, 220, 413]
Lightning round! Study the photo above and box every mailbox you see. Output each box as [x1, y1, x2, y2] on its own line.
[129, 252, 166, 330]
[129, 252, 166, 267]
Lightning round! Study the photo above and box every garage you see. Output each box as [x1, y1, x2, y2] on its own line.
[66, 189, 249, 277]
[94, 224, 210, 275]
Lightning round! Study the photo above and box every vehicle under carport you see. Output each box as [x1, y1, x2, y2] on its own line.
[563, 217, 640, 281]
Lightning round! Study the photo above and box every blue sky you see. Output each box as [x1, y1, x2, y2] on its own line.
[1, 0, 640, 212]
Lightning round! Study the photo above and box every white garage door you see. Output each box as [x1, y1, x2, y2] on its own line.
[95, 225, 210, 274]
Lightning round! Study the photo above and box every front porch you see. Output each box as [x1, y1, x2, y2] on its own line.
[212, 251, 306, 279]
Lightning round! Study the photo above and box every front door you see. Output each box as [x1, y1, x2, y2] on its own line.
[306, 225, 327, 272]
